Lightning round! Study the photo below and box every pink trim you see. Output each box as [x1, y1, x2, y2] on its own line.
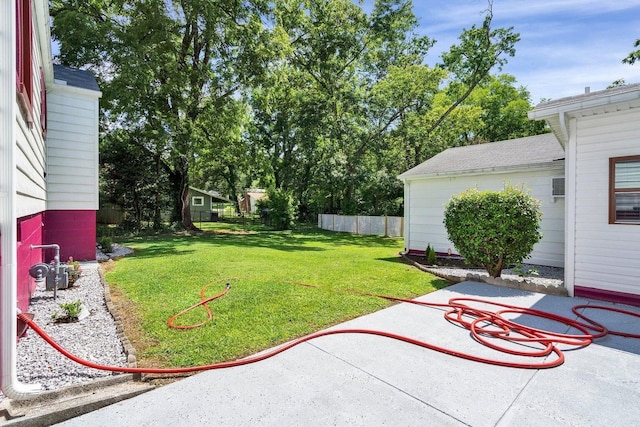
[44, 210, 96, 262]
[14, 210, 96, 313]
[575, 286, 640, 308]
[16, 214, 45, 312]
[407, 248, 463, 259]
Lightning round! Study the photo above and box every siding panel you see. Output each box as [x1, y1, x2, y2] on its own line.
[572, 107, 640, 296]
[46, 85, 100, 210]
[15, 69, 47, 218]
[404, 167, 565, 267]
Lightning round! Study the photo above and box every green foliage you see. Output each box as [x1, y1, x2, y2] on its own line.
[468, 74, 548, 142]
[52, 300, 83, 322]
[52, 0, 530, 221]
[443, 185, 542, 277]
[511, 262, 539, 278]
[261, 188, 298, 231]
[623, 38, 640, 65]
[425, 244, 437, 265]
[99, 129, 172, 231]
[98, 236, 113, 253]
[51, 0, 273, 230]
[66, 257, 82, 285]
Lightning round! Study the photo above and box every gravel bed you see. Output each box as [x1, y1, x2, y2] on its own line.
[426, 263, 565, 287]
[0, 245, 133, 402]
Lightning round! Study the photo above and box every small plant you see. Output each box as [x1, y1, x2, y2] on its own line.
[98, 236, 113, 253]
[51, 299, 83, 323]
[67, 256, 82, 286]
[511, 262, 540, 278]
[425, 244, 437, 265]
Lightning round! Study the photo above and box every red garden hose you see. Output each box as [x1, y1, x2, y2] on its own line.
[16, 281, 640, 375]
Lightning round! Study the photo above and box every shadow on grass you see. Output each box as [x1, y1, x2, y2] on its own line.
[120, 225, 403, 259]
[201, 226, 401, 252]
[375, 256, 453, 291]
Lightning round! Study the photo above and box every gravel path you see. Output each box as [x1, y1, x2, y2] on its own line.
[0, 246, 133, 403]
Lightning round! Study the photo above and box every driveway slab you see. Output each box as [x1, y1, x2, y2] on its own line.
[54, 281, 640, 426]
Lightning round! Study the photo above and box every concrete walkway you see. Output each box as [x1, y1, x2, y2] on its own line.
[55, 281, 640, 426]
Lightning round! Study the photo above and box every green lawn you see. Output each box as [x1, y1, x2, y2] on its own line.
[105, 223, 449, 367]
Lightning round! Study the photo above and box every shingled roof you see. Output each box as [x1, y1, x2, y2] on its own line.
[398, 133, 564, 180]
[53, 64, 100, 91]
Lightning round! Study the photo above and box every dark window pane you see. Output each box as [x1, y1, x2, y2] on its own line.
[615, 192, 640, 222]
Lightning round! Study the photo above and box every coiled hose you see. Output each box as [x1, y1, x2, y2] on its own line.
[17, 280, 640, 374]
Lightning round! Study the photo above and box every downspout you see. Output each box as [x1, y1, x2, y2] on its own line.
[0, 0, 42, 399]
[399, 177, 410, 253]
[557, 109, 573, 296]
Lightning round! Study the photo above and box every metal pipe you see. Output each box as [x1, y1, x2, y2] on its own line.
[30, 244, 61, 299]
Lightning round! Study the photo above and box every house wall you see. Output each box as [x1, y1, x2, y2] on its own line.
[9, 4, 101, 315]
[13, 1, 49, 312]
[189, 191, 213, 222]
[46, 83, 100, 210]
[570, 106, 640, 302]
[403, 166, 565, 267]
[45, 210, 96, 262]
[16, 214, 45, 311]
[15, 17, 47, 219]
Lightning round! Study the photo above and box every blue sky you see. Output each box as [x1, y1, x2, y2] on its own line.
[363, 0, 640, 103]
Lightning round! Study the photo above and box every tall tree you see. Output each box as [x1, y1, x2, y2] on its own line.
[51, 0, 273, 229]
[468, 74, 548, 143]
[432, 1, 519, 135]
[252, 0, 438, 214]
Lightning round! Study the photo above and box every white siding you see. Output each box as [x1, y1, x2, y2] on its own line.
[15, 25, 47, 219]
[46, 84, 100, 210]
[572, 108, 640, 295]
[404, 166, 565, 267]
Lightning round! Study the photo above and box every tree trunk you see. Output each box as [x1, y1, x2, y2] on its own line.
[180, 182, 197, 231]
[486, 257, 504, 278]
[152, 153, 163, 230]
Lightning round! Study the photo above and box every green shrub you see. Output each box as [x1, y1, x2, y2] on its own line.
[425, 244, 437, 265]
[98, 236, 113, 253]
[443, 185, 542, 277]
[262, 188, 298, 231]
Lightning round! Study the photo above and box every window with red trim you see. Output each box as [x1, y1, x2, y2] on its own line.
[16, 0, 34, 123]
[609, 155, 640, 224]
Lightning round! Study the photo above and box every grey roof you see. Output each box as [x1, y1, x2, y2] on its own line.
[398, 133, 564, 179]
[53, 64, 100, 91]
[533, 82, 640, 112]
[189, 186, 233, 203]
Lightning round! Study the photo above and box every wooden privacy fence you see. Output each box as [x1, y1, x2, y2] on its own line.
[318, 214, 403, 237]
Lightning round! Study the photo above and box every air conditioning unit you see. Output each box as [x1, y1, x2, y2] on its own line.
[552, 177, 565, 197]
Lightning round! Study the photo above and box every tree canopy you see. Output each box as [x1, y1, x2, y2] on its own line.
[50, 0, 547, 228]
